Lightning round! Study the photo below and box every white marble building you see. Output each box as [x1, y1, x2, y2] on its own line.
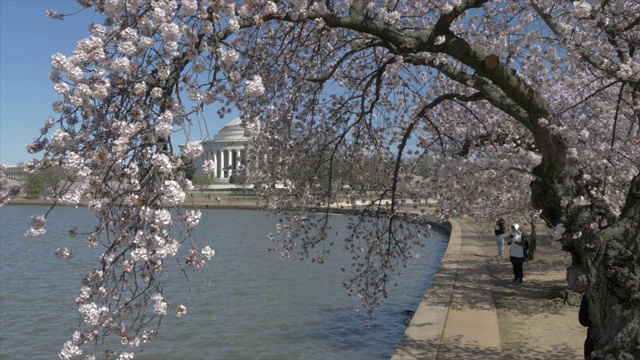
[192, 117, 249, 185]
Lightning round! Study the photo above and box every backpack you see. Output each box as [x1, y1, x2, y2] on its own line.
[522, 235, 530, 261]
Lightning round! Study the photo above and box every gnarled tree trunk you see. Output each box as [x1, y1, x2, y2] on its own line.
[581, 175, 640, 359]
[533, 163, 640, 359]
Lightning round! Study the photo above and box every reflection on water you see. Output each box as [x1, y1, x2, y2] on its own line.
[0, 205, 447, 359]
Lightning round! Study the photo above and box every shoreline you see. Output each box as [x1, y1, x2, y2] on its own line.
[3, 196, 263, 211]
[6, 197, 455, 237]
[5, 197, 453, 237]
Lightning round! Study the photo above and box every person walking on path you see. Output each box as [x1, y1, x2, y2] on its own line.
[495, 216, 506, 257]
[508, 223, 526, 286]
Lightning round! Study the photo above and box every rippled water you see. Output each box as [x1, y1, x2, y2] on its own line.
[0, 205, 447, 359]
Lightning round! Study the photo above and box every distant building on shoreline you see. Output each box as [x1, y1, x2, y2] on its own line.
[0, 165, 27, 181]
[2, 118, 255, 192]
[191, 117, 253, 190]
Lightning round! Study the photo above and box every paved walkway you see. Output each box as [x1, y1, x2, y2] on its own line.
[392, 218, 503, 359]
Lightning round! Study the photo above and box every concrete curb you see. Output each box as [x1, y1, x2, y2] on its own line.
[392, 219, 502, 359]
[391, 220, 463, 359]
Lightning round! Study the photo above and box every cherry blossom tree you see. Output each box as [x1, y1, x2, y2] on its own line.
[0, 0, 638, 358]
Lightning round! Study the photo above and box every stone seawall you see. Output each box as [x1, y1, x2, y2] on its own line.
[391, 219, 462, 359]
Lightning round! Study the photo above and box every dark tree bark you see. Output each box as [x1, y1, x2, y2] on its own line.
[526, 211, 538, 261]
[531, 160, 640, 359]
[579, 175, 640, 359]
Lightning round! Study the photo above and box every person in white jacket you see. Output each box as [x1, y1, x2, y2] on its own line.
[508, 223, 526, 286]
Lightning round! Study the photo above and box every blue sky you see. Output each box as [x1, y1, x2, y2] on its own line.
[0, 0, 232, 166]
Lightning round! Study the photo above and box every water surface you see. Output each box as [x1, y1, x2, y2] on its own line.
[0, 205, 447, 359]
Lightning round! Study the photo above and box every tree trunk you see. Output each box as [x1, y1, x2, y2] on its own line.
[527, 211, 538, 261]
[585, 230, 640, 359]
[581, 174, 640, 359]
[528, 234, 537, 262]
[533, 165, 640, 359]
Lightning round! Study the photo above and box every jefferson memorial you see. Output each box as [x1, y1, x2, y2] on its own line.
[191, 117, 250, 188]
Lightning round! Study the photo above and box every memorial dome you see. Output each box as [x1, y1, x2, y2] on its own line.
[213, 117, 245, 142]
